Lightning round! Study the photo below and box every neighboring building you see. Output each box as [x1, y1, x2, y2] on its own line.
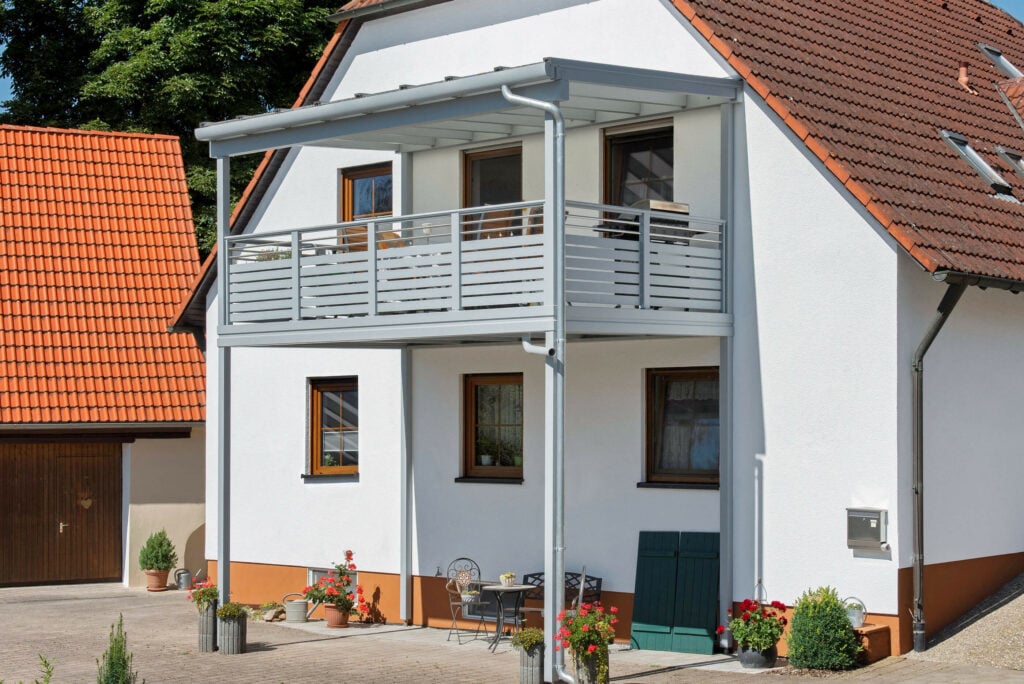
[175, 0, 1024, 674]
[1, 126, 206, 588]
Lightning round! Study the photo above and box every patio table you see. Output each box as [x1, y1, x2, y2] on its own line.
[481, 583, 531, 652]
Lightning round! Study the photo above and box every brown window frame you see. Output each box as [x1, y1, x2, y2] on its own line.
[462, 145, 523, 207]
[645, 367, 719, 485]
[603, 124, 674, 207]
[310, 377, 359, 476]
[339, 163, 393, 222]
[463, 373, 524, 479]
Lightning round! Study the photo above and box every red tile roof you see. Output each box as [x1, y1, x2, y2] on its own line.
[678, 0, 1024, 282]
[0, 125, 205, 425]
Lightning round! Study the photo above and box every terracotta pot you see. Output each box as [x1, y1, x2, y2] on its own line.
[144, 569, 170, 592]
[737, 644, 778, 668]
[325, 604, 351, 628]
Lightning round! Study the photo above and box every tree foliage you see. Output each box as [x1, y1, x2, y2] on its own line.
[0, 0, 340, 254]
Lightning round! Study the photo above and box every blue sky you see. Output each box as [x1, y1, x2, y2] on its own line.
[0, 2, 1023, 110]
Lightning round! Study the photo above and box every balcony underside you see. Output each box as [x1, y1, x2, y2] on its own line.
[217, 306, 732, 348]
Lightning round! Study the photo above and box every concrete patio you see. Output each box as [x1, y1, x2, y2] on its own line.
[1, 583, 1022, 683]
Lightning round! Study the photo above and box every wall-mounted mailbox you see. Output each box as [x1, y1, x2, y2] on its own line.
[847, 508, 888, 550]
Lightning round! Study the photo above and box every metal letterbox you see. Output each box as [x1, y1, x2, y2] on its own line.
[846, 508, 887, 549]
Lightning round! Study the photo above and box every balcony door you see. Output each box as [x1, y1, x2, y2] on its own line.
[605, 126, 674, 207]
[463, 146, 522, 239]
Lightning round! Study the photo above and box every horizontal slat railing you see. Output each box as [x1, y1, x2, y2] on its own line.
[223, 199, 724, 328]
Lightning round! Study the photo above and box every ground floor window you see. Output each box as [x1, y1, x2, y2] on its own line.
[310, 377, 359, 475]
[463, 373, 523, 479]
[646, 367, 719, 485]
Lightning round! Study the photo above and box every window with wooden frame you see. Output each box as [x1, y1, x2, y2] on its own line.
[463, 374, 523, 479]
[339, 163, 393, 222]
[604, 126, 674, 207]
[462, 146, 522, 240]
[646, 368, 719, 485]
[310, 378, 359, 476]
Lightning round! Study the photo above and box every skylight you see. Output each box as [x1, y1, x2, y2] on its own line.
[996, 146, 1024, 178]
[979, 43, 1023, 78]
[940, 130, 1012, 194]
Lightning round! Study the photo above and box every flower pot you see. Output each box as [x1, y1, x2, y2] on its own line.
[218, 616, 247, 655]
[574, 650, 609, 684]
[519, 645, 544, 684]
[737, 644, 778, 668]
[198, 602, 218, 652]
[144, 569, 169, 592]
[325, 604, 350, 628]
[461, 594, 477, 604]
[501, 576, 515, 587]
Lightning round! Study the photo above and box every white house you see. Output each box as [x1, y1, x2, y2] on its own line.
[173, 0, 1024, 675]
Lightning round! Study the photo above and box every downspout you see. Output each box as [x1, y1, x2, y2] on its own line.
[501, 85, 572, 683]
[399, 347, 413, 623]
[215, 155, 233, 605]
[911, 282, 966, 652]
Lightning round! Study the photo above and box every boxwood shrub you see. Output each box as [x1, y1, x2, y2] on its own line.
[786, 586, 861, 670]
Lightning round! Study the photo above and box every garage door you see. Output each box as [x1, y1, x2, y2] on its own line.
[0, 443, 122, 585]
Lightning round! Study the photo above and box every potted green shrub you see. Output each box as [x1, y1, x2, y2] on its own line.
[511, 626, 544, 684]
[138, 530, 177, 592]
[216, 602, 248, 655]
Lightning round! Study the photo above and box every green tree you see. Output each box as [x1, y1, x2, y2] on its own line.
[0, 0, 339, 254]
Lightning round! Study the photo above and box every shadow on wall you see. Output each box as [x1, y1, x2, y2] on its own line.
[183, 523, 206, 581]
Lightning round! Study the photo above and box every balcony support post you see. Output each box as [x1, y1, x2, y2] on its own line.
[291, 231, 301, 321]
[639, 210, 651, 309]
[215, 154, 233, 608]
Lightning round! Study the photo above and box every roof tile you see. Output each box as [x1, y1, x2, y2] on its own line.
[686, 0, 1024, 281]
[0, 125, 205, 426]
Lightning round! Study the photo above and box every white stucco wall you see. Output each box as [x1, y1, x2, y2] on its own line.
[411, 338, 720, 593]
[204, 342, 404, 572]
[897, 262, 1024, 567]
[125, 429, 206, 587]
[732, 94, 903, 613]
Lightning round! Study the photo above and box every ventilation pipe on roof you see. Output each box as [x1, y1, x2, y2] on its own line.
[958, 61, 979, 94]
[911, 281, 967, 652]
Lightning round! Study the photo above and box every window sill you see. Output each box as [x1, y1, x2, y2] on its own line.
[454, 477, 524, 485]
[301, 473, 360, 483]
[636, 481, 719, 491]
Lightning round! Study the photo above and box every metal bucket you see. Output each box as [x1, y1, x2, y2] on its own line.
[175, 568, 192, 590]
[283, 593, 310, 623]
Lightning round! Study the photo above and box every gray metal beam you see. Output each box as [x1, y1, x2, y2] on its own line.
[209, 81, 567, 157]
[215, 155, 232, 613]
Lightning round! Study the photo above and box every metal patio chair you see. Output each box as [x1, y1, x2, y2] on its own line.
[445, 557, 486, 643]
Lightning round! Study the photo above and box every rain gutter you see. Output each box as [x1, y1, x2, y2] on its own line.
[502, 84, 572, 683]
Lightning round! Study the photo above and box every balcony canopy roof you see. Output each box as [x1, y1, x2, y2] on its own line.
[195, 58, 740, 158]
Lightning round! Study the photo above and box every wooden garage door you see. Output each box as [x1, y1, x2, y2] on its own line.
[0, 443, 122, 585]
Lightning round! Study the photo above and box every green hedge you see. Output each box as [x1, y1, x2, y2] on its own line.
[786, 586, 861, 670]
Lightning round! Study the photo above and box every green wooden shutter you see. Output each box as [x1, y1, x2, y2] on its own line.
[630, 531, 719, 655]
[671, 532, 719, 654]
[630, 531, 679, 651]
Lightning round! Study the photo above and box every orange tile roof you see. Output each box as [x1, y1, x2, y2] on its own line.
[678, 0, 1024, 282]
[0, 125, 205, 426]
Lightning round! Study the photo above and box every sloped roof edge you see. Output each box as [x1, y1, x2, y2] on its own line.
[171, 19, 356, 332]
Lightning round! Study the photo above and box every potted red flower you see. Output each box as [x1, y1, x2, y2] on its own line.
[555, 602, 618, 684]
[719, 598, 788, 668]
[302, 549, 370, 628]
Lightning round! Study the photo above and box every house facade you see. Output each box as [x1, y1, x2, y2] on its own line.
[176, 0, 1024, 673]
[1, 126, 207, 589]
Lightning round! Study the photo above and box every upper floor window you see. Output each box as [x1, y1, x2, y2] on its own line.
[463, 373, 523, 479]
[340, 163, 392, 222]
[646, 367, 719, 486]
[310, 378, 359, 476]
[605, 125, 674, 207]
[463, 146, 522, 239]
[940, 130, 1013, 194]
[979, 43, 1023, 78]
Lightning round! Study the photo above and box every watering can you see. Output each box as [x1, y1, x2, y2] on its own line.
[174, 568, 192, 591]
[282, 592, 316, 623]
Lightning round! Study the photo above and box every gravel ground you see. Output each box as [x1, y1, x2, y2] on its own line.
[906, 571, 1024, 670]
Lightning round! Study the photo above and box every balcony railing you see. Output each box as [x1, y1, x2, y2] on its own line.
[224, 200, 724, 328]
